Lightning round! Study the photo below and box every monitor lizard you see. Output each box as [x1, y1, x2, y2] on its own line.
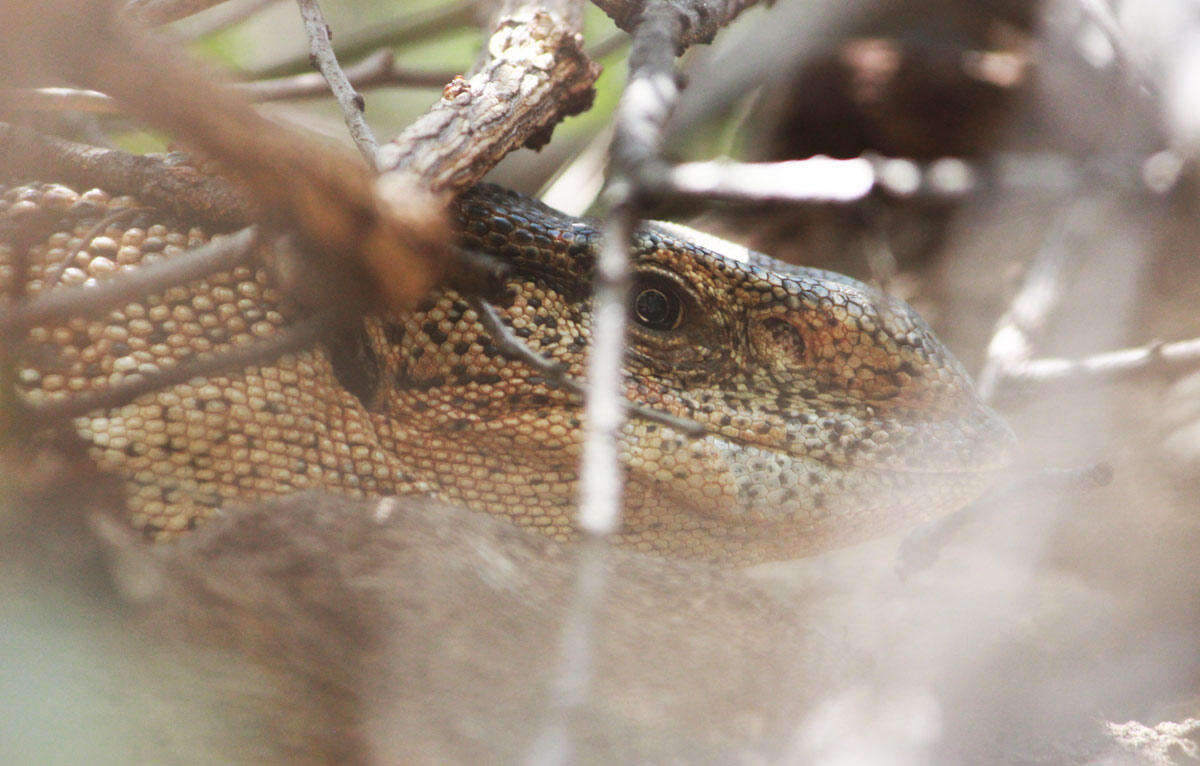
[1, 178, 1015, 564]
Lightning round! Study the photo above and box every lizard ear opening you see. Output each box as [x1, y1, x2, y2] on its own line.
[751, 316, 809, 372]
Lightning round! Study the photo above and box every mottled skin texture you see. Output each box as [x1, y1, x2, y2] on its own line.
[2, 180, 1014, 564]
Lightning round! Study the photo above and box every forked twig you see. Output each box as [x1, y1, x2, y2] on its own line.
[295, 0, 378, 167]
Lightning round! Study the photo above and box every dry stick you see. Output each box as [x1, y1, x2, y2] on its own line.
[125, 0, 233, 25]
[1002, 337, 1200, 389]
[592, 0, 764, 43]
[583, 0, 686, 531]
[295, 0, 378, 167]
[0, 226, 258, 335]
[43, 206, 149, 290]
[26, 311, 333, 422]
[250, 0, 479, 79]
[0, 124, 252, 229]
[180, 0, 278, 37]
[2, 0, 452, 309]
[239, 51, 454, 99]
[13, 54, 454, 114]
[379, 1, 601, 193]
[975, 198, 1097, 402]
[664, 155, 983, 204]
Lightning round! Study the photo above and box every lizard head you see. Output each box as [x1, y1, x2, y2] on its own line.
[391, 185, 1016, 562]
[615, 224, 1017, 558]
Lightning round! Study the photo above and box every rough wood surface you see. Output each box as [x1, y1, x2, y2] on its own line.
[379, 3, 601, 192]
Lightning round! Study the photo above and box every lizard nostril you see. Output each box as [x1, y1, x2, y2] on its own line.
[760, 317, 806, 360]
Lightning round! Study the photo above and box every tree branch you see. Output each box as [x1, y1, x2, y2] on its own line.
[249, 0, 479, 79]
[295, 0, 379, 167]
[378, 2, 600, 193]
[0, 123, 252, 228]
[11, 53, 453, 114]
[125, 0, 233, 25]
[591, 0, 764, 47]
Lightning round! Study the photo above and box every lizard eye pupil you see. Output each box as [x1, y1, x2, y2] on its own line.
[634, 286, 682, 330]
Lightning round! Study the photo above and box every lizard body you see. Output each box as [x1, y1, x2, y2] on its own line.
[2, 178, 1014, 563]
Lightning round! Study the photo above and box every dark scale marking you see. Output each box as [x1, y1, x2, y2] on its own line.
[422, 322, 448, 345]
[383, 322, 406, 346]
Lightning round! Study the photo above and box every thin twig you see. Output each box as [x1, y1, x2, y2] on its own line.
[180, 0, 277, 37]
[665, 157, 879, 204]
[975, 198, 1102, 401]
[997, 337, 1200, 391]
[524, 534, 609, 766]
[11, 54, 452, 114]
[0, 124, 252, 228]
[0, 226, 259, 334]
[469, 297, 704, 437]
[24, 310, 333, 422]
[240, 50, 453, 99]
[9, 88, 118, 113]
[531, 2, 742, 761]
[295, 0, 378, 167]
[125, 0, 232, 25]
[249, 0, 478, 79]
[592, 0, 765, 46]
[46, 206, 148, 289]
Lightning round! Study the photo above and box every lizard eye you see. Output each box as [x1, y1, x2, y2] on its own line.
[632, 274, 686, 331]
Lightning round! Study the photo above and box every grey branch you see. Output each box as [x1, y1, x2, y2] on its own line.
[249, 0, 479, 79]
[996, 337, 1200, 392]
[125, 0, 233, 25]
[11, 53, 452, 115]
[295, 0, 379, 167]
[240, 50, 454, 98]
[592, 0, 765, 47]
